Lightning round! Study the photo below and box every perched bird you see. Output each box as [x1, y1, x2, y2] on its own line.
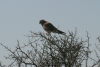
[39, 19, 66, 36]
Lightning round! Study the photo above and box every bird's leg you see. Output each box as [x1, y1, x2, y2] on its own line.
[46, 32, 51, 39]
[46, 32, 49, 36]
[46, 32, 51, 40]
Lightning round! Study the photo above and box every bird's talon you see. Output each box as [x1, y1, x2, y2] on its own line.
[46, 33, 49, 36]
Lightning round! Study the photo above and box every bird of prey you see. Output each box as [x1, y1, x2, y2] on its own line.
[39, 19, 66, 36]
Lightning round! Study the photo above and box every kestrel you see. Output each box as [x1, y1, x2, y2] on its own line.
[39, 19, 66, 36]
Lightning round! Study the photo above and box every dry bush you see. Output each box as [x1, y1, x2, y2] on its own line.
[0, 30, 96, 67]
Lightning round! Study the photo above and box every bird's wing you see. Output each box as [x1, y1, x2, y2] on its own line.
[43, 22, 58, 32]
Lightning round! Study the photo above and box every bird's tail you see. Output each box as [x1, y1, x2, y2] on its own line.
[57, 30, 66, 35]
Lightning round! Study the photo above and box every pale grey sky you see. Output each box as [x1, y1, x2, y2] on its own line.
[0, 0, 100, 66]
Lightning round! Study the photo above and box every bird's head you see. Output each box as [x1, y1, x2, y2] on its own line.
[39, 19, 46, 26]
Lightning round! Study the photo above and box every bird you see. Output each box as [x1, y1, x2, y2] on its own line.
[39, 19, 66, 36]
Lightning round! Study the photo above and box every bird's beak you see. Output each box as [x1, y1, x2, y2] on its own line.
[39, 19, 40, 24]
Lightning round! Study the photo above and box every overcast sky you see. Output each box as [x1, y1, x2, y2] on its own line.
[0, 0, 100, 66]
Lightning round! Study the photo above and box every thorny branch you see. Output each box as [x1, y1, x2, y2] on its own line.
[0, 30, 97, 67]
